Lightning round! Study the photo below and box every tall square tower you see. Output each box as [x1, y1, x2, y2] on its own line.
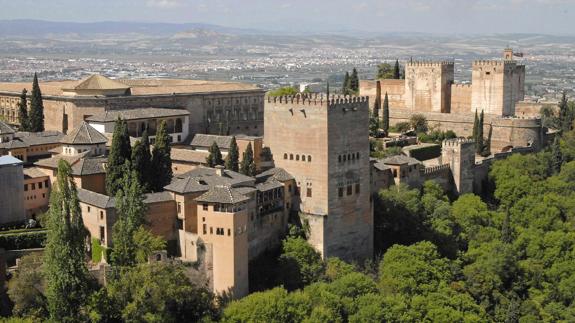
[264, 95, 373, 262]
[404, 61, 454, 113]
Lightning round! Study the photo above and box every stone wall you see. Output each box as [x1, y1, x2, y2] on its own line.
[450, 84, 472, 114]
[405, 62, 454, 113]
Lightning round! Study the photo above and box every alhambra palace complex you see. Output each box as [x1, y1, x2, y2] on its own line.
[0, 49, 550, 298]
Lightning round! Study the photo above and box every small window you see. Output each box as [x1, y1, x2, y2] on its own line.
[339, 187, 344, 197]
[308, 155, 312, 162]
[210, 227, 213, 234]
[31, 183, 35, 190]
[87, 206, 91, 212]
[393, 169, 398, 177]
[290, 154, 294, 160]
[338, 155, 342, 163]
[203, 224, 207, 234]
[228, 229, 231, 236]
[296, 155, 300, 161]
[24, 184, 28, 191]
[356, 152, 360, 159]
[355, 183, 360, 194]
[177, 219, 183, 230]
[284, 153, 288, 160]
[177, 202, 182, 214]
[486, 72, 491, 75]
[100, 211, 104, 220]
[306, 188, 312, 198]
[38, 182, 43, 189]
[347, 185, 352, 196]
[203, 204, 208, 211]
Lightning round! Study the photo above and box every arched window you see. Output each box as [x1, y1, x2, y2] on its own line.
[296, 155, 300, 161]
[343, 155, 346, 162]
[338, 155, 341, 163]
[356, 152, 360, 159]
[347, 154, 351, 161]
[290, 154, 293, 160]
[175, 118, 183, 132]
[308, 155, 312, 162]
[284, 153, 288, 160]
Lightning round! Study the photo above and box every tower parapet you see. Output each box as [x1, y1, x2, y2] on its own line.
[406, 61, 454, 67]
[265, 94, 369, 108]
[441, 138, 475, 195]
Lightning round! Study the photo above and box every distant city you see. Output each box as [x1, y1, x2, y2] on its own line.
[1, 21, 575, 104]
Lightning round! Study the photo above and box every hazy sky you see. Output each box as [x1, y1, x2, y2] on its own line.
[1, 0, 574, 34]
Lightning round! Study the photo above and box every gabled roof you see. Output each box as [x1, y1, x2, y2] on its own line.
[0, 120, 15, 135]
[171, 148, 208, 164]
[0, 155, 22, 166]
[61, 121, 108, 145]
[71, 74, 130, 91]
[77, 188, 114, 209]
[196, 185, 250, 204]
[16, 131, 64, 146]
[164, 176, 211, 194]
[190, 134, 233, 149]
[176, 167, 254, 186]
[256, 168, 294, 182]
[380, 155, 421, 166]
[70, 157, 107, 176]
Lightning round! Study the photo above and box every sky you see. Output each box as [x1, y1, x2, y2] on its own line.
[0, 0, 574, 34]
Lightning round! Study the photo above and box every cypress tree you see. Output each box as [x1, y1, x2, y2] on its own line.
[350, 68, 359, 93]
[342, 72, 350, 95]
[131, 134, 152, 193]
[559, 92, 569, 132]
[111, 163, 147, 267]
[382, 92, 390, 136]
[225, 136, 240, 172]
[151, 120, 173, 191]
[472, 109, 479, 141]
[44, 160, 89, 322]
[29, 73, 45, 132]
[17, 88, 30, 131]
[373, 81, 381, 119]
[206, 142, 223, 167]
[551, 136, 563, 174]
[501, 212, 513, 244]
[140, 130, 152, 189]
[484, 124, 493, 156]
[240, 142, 255, 176]
[476, 110, 484, 155]
[393, 60, 401, 79]
[106, 117, 132, 196]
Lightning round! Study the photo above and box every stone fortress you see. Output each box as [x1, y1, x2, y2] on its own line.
[360, 49, 545, 152]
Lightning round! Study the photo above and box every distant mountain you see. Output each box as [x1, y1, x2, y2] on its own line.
[0, 19, 264, 37]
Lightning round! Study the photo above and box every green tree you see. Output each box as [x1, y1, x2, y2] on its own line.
[477, 110, 484, 155]
[225, 136, 240, 172]
[17, 88, 30, 131]
[472, 109, 479, 141]
[279, 237, 325, 290]
[239, 142, 256, 176]
[382, 92, 390, 135]
[44, 159, 89, 322]
[111, 164, 147, 267]
[7, 254, 47, 320]
[350, 68, 359, 93]
[393, 59, 401, 79]
[551, 135, 563, 174]
[377, 62, 394, 79]
[206, 142, 224, 167]
[410, 114, 428, 133]
[268, 86, 298, 97]
[29, 73, 44, 132]
[91, 263, 217, 322]
[342, 72, 351, 95]
[559, 92, 571, 132]
[133, 227, 167, 264]
[369, 110, 380, 137]
[106, 117, 132, 196]
[131, 130, 153, 192]
[484, 123, 493, 156]
[151, 120, 173, 191]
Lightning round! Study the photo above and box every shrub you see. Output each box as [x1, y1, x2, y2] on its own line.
[0, 231, 47, 250]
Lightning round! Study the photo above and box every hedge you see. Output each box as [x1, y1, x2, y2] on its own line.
[91, 238, 111, 263]
[408, 145, 442, 161]
[0, 231, 47, 250]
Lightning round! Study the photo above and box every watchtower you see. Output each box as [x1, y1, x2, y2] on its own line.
[441, 138, 475, 195]
[404, 61, 454, 113]
[264, 94, 373, 262]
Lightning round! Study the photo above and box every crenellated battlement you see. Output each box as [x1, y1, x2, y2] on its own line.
[473, 60, 517, 67]
[422, 164, 450, 176]
[406, 61, 454, 67]
[442, 138, 475, 147]
[265, 94, 369, 107]
[451, 83, 472, 89]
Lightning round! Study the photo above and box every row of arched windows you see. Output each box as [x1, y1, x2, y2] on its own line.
[338, 152, 360, 163]
[283, 153, 312, 163]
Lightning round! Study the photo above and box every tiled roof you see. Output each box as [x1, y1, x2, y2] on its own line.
[0, 139, 28, 149]
[163, 176, 211, 194]
[61, 122, 108, 145]
[23, 167, 49, 179]
[70, 157, 107, 176]
[176, 167, 254, 186]
[256, 178, 283, 192]
[190, 134, 233, 149]
[256, 168, 294, 182]
[171, 148, 208, 164]
[34, 151, 90, 169]
[0, 120, 15, 134]
[196, 185, 250, 204]
[144, 191, 174, 204]
[77, 188, 115, 209]
[9, 131, 64, 147]
[380, 155, 421, 166]
[70, 74, 130, 91]
[86, 108, 189, 123]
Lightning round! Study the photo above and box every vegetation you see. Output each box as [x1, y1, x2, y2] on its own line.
[342, 68, 359, 95]
[225, 136, 240, 172]
[0, 231, 46, 250]
[382, 92, 390, 135]
[17, 88, 30, 131]
[106, 117, 132, 196]
[407, 144, 442, 161]
[206, 142, 224, 167]
[130, 130, 153, 192]
[239, 142, 256, 176]
[409, 114, 428, 133]
[29, 73, 44, 132]
[418, 129, 457, 144]
[44, 160, 90, 322]
[267, 86, 298, 97]
[377, 60, 403, 79]
[7, 254, 47, 320]
[151, 120, 173, 191]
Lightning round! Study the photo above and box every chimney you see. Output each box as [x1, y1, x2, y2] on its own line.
[215, 165, 224, 176]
